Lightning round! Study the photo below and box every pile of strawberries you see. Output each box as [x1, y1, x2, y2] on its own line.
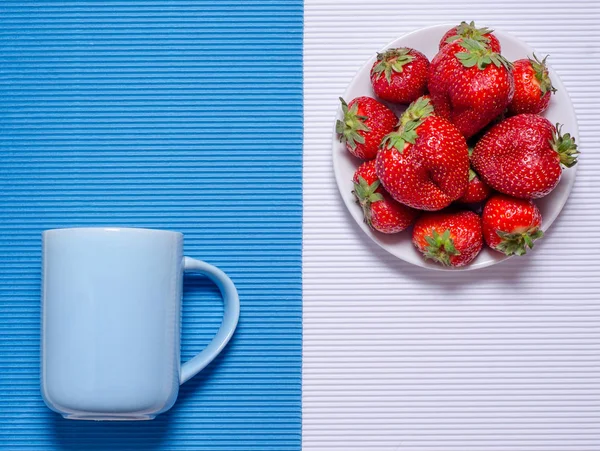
[338, 22, 579, 267]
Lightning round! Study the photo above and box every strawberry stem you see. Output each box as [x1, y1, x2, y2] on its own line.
[530, 53, 557, 96]
[399, 96, 434, 126]
[336, 97, 370, 150]
[372, 48, 415, 83]
[352, 176, 384, 230]
[423, 229, 461, 266]
[382, 96, 433, 153]
[495, 229, 543, 256]
[445, 21, 494, 46]
[455, 38, 511, 70]
[550, 123, 579, 168]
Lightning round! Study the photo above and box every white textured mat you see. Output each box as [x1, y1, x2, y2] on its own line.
[303, 2, 600, 450]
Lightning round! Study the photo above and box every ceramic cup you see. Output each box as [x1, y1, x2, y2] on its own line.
[41, 227, 240, 420]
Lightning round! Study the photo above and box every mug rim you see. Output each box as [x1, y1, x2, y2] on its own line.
[42, 227, 183, 238]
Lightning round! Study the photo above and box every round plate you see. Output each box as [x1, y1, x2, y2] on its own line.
[332, 24, 579, 271]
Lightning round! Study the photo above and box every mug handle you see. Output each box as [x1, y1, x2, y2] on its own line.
[179, 257, 240, 384]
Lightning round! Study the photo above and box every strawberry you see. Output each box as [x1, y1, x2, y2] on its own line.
[458, 146, 491, 203]
[428, 38, 514, 138]
[412, 210, 483, 267]
[336, 96, 397, 160]
[459, 168, 491, 203]
[439, 21, 501, 53]
[508, 54, 556, 115]
[482, 194, 543, 256]
[471, 114, 579, 199]
[353, 159, 381, 190]
[375, 96, 469, 211]
[352, 160, 419, 233]
[370, 48, 429, 104]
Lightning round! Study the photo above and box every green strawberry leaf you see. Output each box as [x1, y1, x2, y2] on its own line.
[399, 96, 434, 126]
[352, 176, 385, 230]
[446, 21, 494, 45]
[337, 97, 371, 150]
[468, 168, 477, 182]
[530, 53, 557, 96]
[372, 48, 415, 83]
[550, 123, 579, 168]
[495, 228, 544, 256]
[381, 96, 433, 153]
[455, 38, 511, 71]
[422, 229, 461, 266]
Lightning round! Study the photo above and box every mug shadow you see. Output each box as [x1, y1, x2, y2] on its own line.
[177, 347, 229, 404]
[51, 412, 171, 450]
[51, 272, 238, 450]
[50, 351, 235, 451]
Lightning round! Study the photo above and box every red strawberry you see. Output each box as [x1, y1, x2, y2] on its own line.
[412, 210, 483, 267]
[471, 114, 579, 199]
[370, 48, 429, 104]
[336, 96, 397, 160]
[353, 160, 419, 234]
[482, 194, 543, 256]
[508, 54, 556, 115]
[439, 21, 501, 53]
[458, 146, 491, 203]
[428, 38, 514, 138]
[353, 159, 381, 189]
[376, 96, 469, 211]
[459, 168, 492, 203]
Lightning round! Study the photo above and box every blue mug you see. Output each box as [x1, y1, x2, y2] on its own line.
[41, 227, 240, 420]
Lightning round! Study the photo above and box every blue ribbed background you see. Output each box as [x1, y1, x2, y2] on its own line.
[0, 1, 302, 449]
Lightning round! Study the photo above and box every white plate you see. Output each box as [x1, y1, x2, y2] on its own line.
[332, 24, 579, 271]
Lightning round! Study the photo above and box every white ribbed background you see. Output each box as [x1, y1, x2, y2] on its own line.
[303, 2, 600, 450]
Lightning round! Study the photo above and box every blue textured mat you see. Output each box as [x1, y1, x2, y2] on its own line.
[0, 1, 302, 449]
